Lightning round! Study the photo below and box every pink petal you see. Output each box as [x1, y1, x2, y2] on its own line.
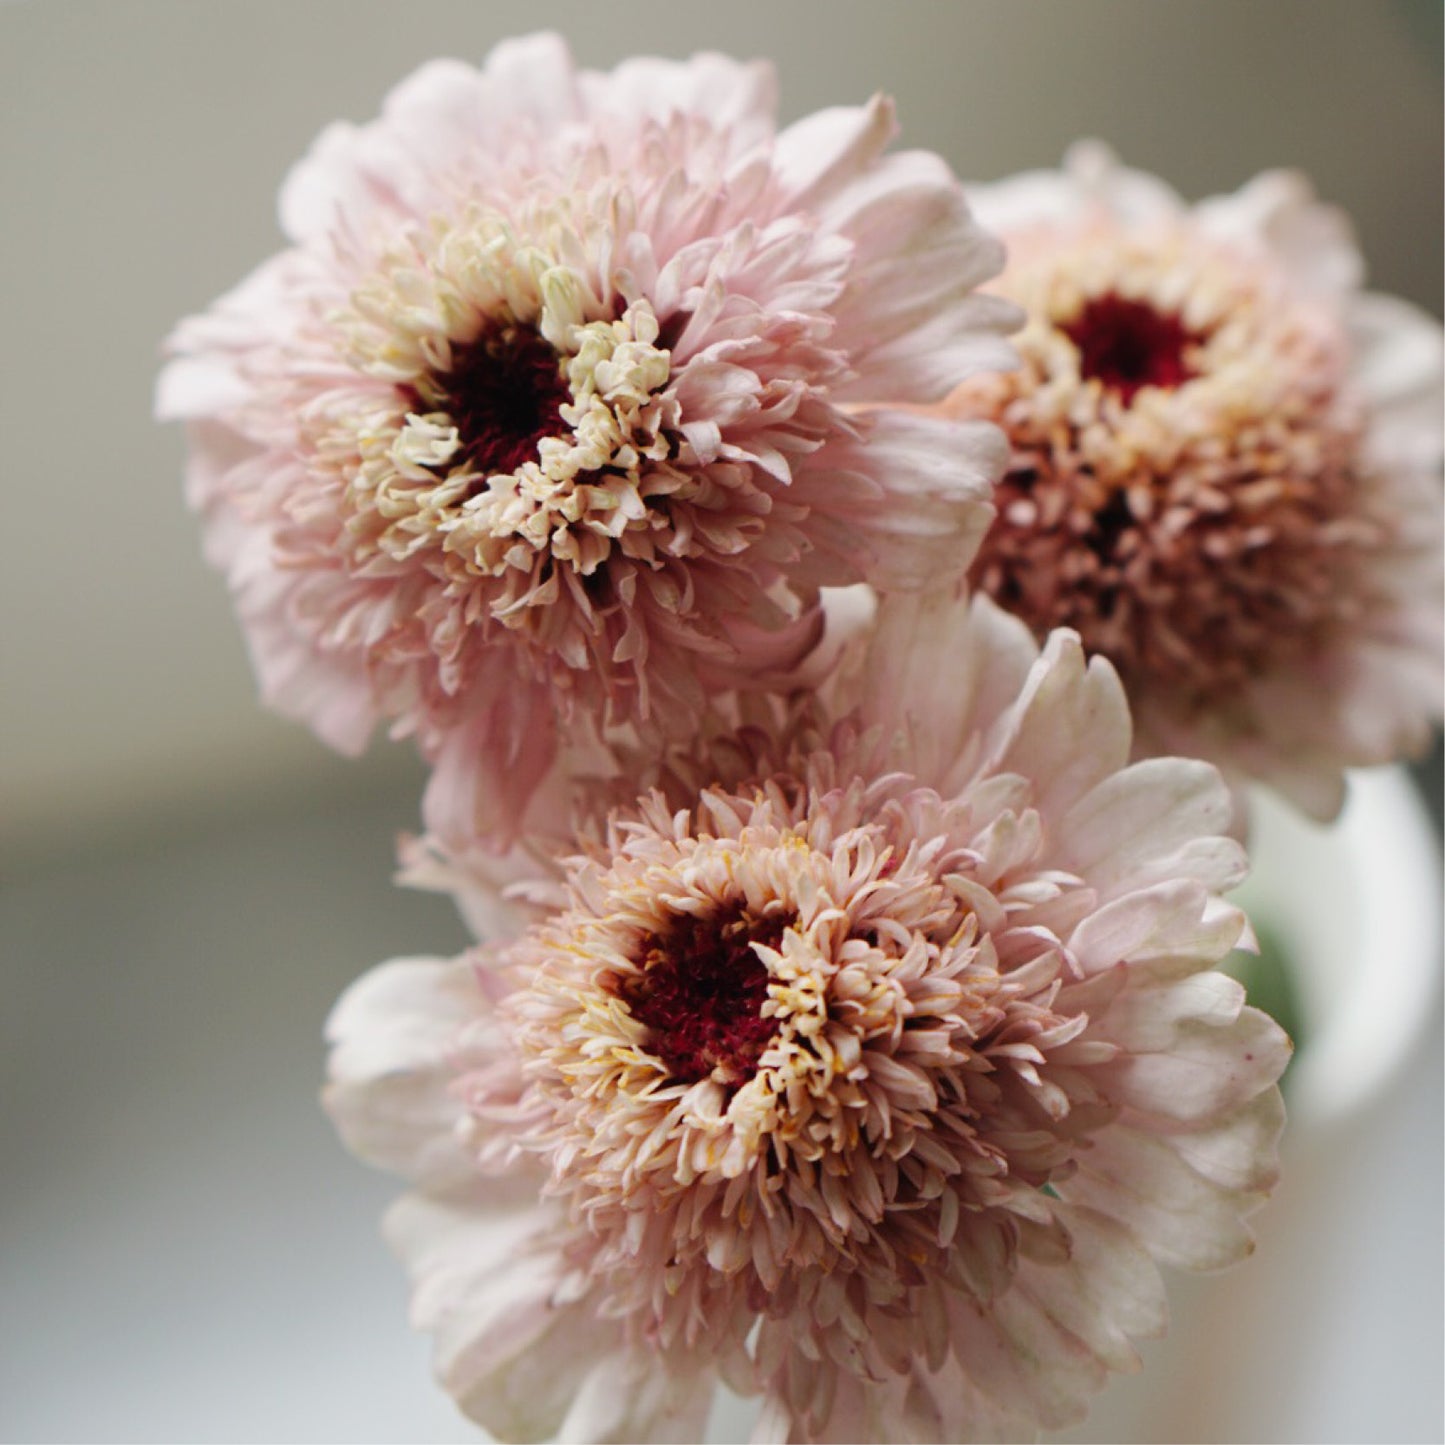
[1099, 1002, 1293, 1125]
[857, 591, 1038, 796]
[769, 95, 896, 213]
[802, 410, 1004, 592]
[1069, 881, 1248, 975]
[1195, 168, 1363, 298]
[988, 629, 1134, 823]
[385, 1194, 592, 1440]
[1348, 292, 1445, 463]
[1054, 757, 1241, 901]
[1066, 1123, 1267, 1271]
[420, 678, 560, 851]
[581, 48, 776, 151]
[323, 956, 480, 1186]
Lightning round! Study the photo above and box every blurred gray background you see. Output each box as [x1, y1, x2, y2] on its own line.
[2, 3, 1440, 1441]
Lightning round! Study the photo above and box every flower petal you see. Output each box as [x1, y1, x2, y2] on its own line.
[800, 410, 1004, 593]
[987, 629, 1134, 823]
[1064, 1121, 1270, 1270]
[1055, 757, 1241, 901]
[323, 956, 482, 1187]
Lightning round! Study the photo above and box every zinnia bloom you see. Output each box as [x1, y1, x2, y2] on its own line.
[943, 143, 1443, 819]
[326, 592, 1288, 1443]
[156, 33, 1014, 837]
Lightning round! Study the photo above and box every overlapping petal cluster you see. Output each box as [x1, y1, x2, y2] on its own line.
[158, 35, 1366, 1442]
[327, 593, 1288, 1443]
[156, 34, 1014, 837]
[942, 144, 1444, 817]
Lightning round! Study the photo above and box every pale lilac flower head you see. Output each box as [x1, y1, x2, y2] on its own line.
[326, 592, 1288, 1443]
[945, 143, 1443, 819]
[157, 34, 1014, 838]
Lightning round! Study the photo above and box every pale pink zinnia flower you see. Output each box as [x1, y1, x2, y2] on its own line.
[155, 33, 1014, 838]
[326, 592, 1288, 1443]
[942, 143, 1443, 819]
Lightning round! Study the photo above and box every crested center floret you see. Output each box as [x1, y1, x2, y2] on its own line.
[614, 906, 783, 1088]
[328, 210, 683, 585]
[1061, 292, 1202, 402]
[404, 323, 572, 485]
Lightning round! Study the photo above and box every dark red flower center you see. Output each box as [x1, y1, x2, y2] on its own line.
[618, 908, 784, 1087]
[1062, 293, 1200, 402]
[415, 325, 570, 477]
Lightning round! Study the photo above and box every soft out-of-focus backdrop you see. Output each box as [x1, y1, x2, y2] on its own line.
[2, 3, 1439, 1441]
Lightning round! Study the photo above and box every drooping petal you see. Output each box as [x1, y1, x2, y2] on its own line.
[324, 956, 484, 1187]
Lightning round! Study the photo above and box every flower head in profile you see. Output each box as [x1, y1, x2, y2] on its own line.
[942, 143, 1443, 818]
[326, 592, 1288, 1443]
[156, 33, 1014, 838]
